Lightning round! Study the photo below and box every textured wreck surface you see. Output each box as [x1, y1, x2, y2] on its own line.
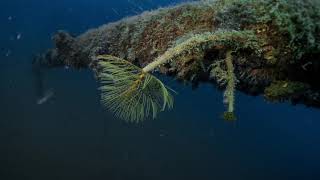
[36, 0, 320, 107]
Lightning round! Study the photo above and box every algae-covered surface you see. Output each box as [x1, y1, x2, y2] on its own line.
[1, 0, 320, 179]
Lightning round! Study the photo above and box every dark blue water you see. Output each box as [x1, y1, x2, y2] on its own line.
[1, 0, 320, 180]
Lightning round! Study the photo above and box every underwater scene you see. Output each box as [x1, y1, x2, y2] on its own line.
[1, 0, 320, 179]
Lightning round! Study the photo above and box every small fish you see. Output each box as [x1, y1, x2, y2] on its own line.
[8, 16, 13, 21]
[37, 89, 54, 105]
[16, 33, 22, 40]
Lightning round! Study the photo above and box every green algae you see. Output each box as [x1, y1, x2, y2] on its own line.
[264, 81, 309, 101]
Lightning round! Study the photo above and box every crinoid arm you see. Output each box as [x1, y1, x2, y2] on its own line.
[96, 55, 174, 123]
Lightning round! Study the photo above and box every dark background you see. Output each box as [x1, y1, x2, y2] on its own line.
[1, 0, 320, 179]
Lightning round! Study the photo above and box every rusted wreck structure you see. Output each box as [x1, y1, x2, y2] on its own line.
[35, 0, 320, 121]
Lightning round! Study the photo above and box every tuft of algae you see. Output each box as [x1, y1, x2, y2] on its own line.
[96, 55, 174, 123]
